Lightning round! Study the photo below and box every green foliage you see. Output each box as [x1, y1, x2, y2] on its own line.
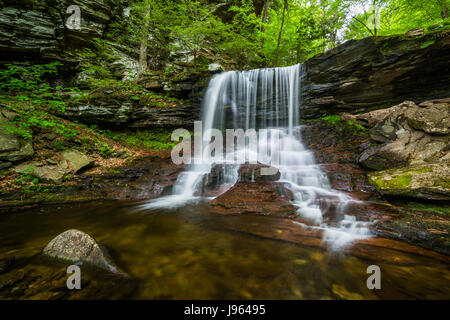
[321, 115, 342, 125]
[344, 0, 450, 40]
[0, 62, 62, 93]
[1, 101, 78, 140]
[320, 115, 367, 131]
[97, 141, 116, 159]
[421, 39, 436, 48]
[262, 0, 351, 65]
[0, 62, 67, 124]
[14, 167, 39, 186]
[87, 0, 450, 71]
[77, 38, 125, 89]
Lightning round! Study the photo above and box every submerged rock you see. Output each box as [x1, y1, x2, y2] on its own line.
[43, 229, 126, 276]
[203, 163, 281, 197]
[0, 258, 13, 274]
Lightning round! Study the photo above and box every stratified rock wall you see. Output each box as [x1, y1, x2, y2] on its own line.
[302, 31, 450, 119]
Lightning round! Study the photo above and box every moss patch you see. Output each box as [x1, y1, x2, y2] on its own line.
[420, 39, 436, 49]
[372, 174, 412, 190]
[101, 129, 179, 151]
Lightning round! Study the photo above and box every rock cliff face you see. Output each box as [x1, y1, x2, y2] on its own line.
[302, 31, 450, 119]
[0, 0, 123, 64]
[0, 2, 212, 128]
[0, 0, 143, 93]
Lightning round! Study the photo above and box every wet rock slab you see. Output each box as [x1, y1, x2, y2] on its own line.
[210, 181, 295, 217]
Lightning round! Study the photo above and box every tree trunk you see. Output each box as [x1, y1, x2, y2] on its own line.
[439, 0, 448, 19]
[260, 0, 271, 47]
[273, 0, 287, 66]
[373, 1, 377, 36]
[138, 4, 151, 78]
[138, 38, 148, 77]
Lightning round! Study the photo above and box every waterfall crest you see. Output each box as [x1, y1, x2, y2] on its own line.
[142, 64, 371, 249]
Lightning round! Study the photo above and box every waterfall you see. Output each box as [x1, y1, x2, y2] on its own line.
[141, 64, 371, 249]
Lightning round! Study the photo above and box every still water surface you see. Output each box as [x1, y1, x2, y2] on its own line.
[0, 201, 448, 299]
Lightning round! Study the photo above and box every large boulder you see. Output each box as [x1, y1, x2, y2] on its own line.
[368, 162, 450, 200]
[302, 31, 450, 118]
[43, 229, 126, 276]
[357, 99, 449, 171]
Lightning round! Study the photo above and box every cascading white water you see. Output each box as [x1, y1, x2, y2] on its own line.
[141, 64, 371, 248]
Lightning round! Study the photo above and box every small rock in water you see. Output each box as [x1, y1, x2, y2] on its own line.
[42, 229, 127, 277]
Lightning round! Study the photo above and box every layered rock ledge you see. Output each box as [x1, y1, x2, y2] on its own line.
[303, 31, 450, 118]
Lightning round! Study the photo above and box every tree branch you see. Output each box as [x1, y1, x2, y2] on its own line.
[352, 16, 374, 36]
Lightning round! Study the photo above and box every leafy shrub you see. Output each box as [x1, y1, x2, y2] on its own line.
[0, 62, 62, 93]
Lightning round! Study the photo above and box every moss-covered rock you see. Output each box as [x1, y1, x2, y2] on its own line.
[368, 162, 450, 200]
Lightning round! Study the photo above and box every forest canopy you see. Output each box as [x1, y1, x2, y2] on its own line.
[112, 0, 448, 71]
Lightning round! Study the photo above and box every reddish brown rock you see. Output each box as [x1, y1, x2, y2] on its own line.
[210, 181, 295, 216]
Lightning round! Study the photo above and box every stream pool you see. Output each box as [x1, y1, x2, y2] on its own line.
[0, 200, 449, 299]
